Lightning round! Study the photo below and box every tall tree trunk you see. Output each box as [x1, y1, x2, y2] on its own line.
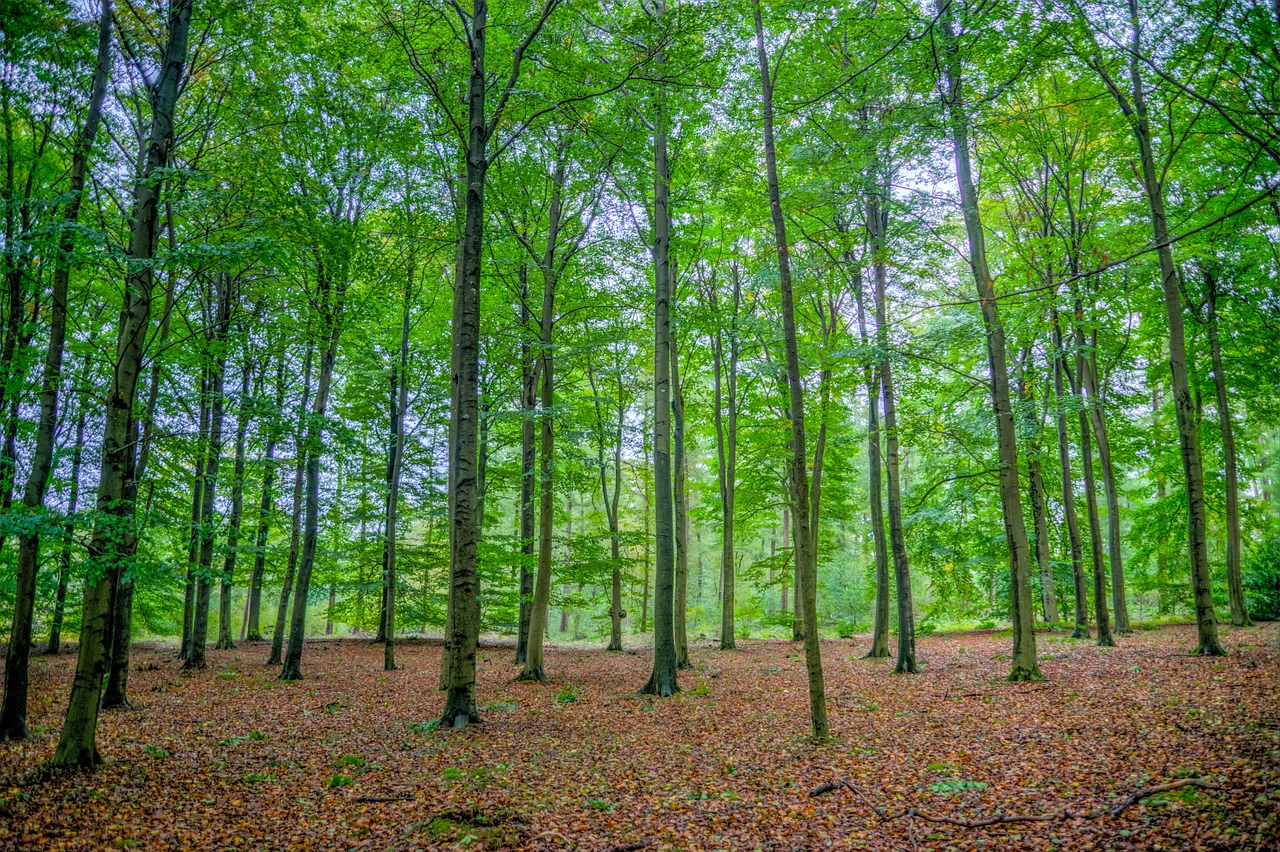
[589, 362, 624, 652]
[1073, 346, 1114, 647]
[216, 359, 253, 650]
[383, 269, 412, 670]
[439, 0, 491, 726]
[47, 411, 87, 655]
[1016, 359, 1060, 624]
[0, 0, 112, 741]
[268, 345, 312, 665]
[1052, 311, 1090, 637]
[246, 356, 285, 641]
[516, 268, 537, 662]
[1089, 0, 1223, 655]
[519, 154, 567, 683]
[753, 0, 827, 737]
[868, 175, 916, 674]
[180, 374, 209, 662]
[938, 0, 1039, 680]
[281, 264, 350, 680]
[713, 266, 740, 651]
[640, 17, 679, 698]
[1205, 268, 1249, 626]
[185, 275, 234, 671]
[853, 267, 890, 659]
[51, 0, 192, 768]
[1075, 311, 1130, 633]
[672, 332, 691, 669]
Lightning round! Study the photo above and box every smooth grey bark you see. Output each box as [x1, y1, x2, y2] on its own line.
[179, 374, 209, 663]
[246, 356, 285, 641]
[711, 266, 740, 651]
[516, 267, 537, 662]
[672, 331, 691, 669]
[1086, 0, 1223, 655]
[50, 0, 193, 768]
[1204, 268, 1249, 626]
[185, 276, 233, 671]
[1074, 312, 1130, 633]
[1072, 343, 1114, 647]
[216, 359, 253, 650]
[854, 271, 890, 658]
[383, 268, 412, 671]
[868, 179, 916, 674]
[937, 0, 1039, 680]
[1015, 357, 1060, 624]
[753, 0, 828, 737]
[281, 258, 351, 681]
[46, 411, 87, 655]
[588, 362, 624, 652]
[1, 0, 112, 741]
[1052, 311, 1090, 638]
[268, 345, 312, 666]
[640, 8, 679, 697]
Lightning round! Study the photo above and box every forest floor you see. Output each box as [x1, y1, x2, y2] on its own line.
[1, 624, 1277, 851]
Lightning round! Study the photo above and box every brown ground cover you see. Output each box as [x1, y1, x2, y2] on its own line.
[1, 624, 1276, 851]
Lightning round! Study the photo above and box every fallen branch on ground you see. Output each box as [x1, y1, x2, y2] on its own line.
[809, 776, 1224, 826]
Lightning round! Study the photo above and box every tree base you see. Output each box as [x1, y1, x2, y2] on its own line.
[638, 669, 680, 697]
[864, 646, 890, 659]
[266, 652, 282, 666]
[516, 666, 546, 683]
[245, 632, 263, 642]
[1071, 625, 1091, 640]
[180, 660, 206, 672]
[1192, 640, 1228, 657]
[278, 662, 303, 681]
[605, 642, 622, 653]
[0, 721, 32, 743]
[1096, 635, 1116, 648]
[100, 694, 132, 711]
[1007, 663, 1044, 683]
[1230, 617, 1253, 629]
[677, 660, 694, 671]
[718, 640, 736, 651]
[440, 688, 480, 729]
[214, 638, 236, 651]
[49, 744, 103, 771]
[893, 658, 919, 674]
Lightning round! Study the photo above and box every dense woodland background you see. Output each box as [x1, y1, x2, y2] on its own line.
[0, 0, 1277, 756]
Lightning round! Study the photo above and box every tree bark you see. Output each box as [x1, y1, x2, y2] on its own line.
[216, 359, 253, 650]
[50, 0, 192, 768]
[937, 0, 1039, 680]
[246, 356, 285, 641]
[1073, 345, 1114, 647]
[47, 411, 87, 655]
[268, 345, 312, 666]
[383, 268, 412, 670]
[1, 0, 112, 741]
[753, 0, 828, 737]
[1205, 268, 1249, 626]
[1052, 311, 1090, 638]
[868, 177, 916, 674]
[640, 13, 679, 697]
[855, 266, 890, 658]
[672, 331, 691, 669]
[516, 267, 537, 662]
[712, 266, 740, 651]
[1089, 0, 1223, 654]
[180, 374, 209, 663]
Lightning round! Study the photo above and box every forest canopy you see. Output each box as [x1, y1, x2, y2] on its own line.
[0, 0, 1277, 762]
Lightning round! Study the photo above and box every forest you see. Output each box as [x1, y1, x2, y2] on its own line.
[0, 0, 1277, 849]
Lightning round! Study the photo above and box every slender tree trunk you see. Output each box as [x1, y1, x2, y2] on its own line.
[1090, 0, 1223, 655]
[854, 268, 890, 659]
[516, 269, 537, 662]
[589, 363, 624, 652]
[868, 177, 916, 673]
[180, 377, 208, 662]
[713, 266, 740, 651]
[1052, 312, 1090, 637]
[268, 346, 312, 665]
[215, 360, 252, 650]
[383, 272, 412, 670]
[1072, 346, 1114, 646]
[672, 332, 691, 669]
[938, 0, 1039, 680]
[439, 0, 491, 726]
[246, 357, 285, 641]
[1075, 313, 1130, 633]
[1205, 268, 1249, 626]
[47, 411, 87, 655]
[186, 276, 233, 671]
[753, 0, 827, 737]
[1016, 360, 1060, 624]
[640, 23, 679, 698]
[0, 0, 112, 741]
[281, 267, 349, 680]
[51, 0, 192, 768]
